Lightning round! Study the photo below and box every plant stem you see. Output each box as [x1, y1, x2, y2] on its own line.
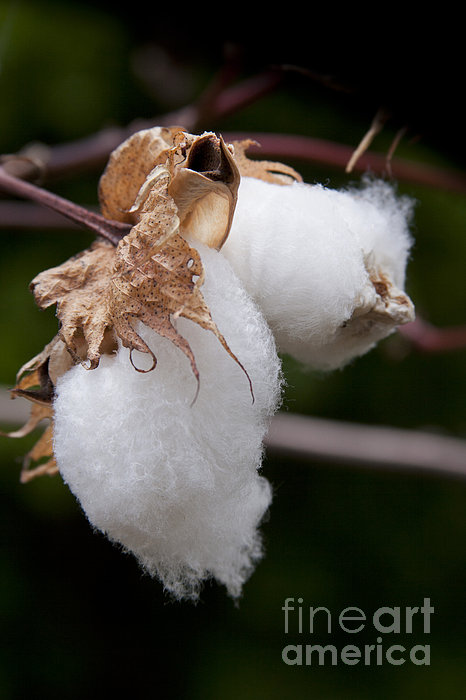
[265, 413, 466, 480]
[222, 131, 466, 194]
[0, 166, 130, 244]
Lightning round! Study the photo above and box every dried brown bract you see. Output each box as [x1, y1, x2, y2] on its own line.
[28, 128, 249, 380]
[31, 241, 117, 368]
[2, 338, 66, 481]
[230, 138, 303, 185]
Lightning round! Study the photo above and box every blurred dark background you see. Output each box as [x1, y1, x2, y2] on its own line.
[0, 2, 465, 698]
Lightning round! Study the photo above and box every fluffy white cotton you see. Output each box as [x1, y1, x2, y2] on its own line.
[53, 244, 282, 600]
[221, 176, 415, 370]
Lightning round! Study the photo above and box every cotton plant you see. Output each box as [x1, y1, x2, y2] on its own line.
[5, 126, 415, 600]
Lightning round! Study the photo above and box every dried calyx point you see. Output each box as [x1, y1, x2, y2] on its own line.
[6, 126, 299, 481]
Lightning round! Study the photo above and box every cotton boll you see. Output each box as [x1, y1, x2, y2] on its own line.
[339, 176, 414, 290]
[221, 176, 415, 370]
[53, 244, 282, 600]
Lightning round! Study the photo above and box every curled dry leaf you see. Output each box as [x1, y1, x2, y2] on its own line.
[28, 128, 250, 383]
[109, 163, 253, 398]
[31, 241, 117, 369]
[98, 126, 182, 224]
[2, 344, 61, 482]
[99, 126, 241, 249]
[230, 138, 303, 185]
[18, 411, 57, 484]
[103, 128, 252, 393]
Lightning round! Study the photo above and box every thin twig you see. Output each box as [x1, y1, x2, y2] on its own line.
[0, 201, 84, 229]
[222, 131, 466, 194]
[398, 317, 466, 352]
[386, 126, 408, 178]
[7, 126, 466, 205]
[345, 107, 390, 173]
[265, 413, 466, 480]
[0, 165, 130, 244]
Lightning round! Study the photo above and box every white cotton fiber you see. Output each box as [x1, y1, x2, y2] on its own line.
[53, 244, 282, 600]
[221, 176, 415, 369]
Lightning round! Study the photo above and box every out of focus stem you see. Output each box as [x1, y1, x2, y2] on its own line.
[0, 165, 130, 245]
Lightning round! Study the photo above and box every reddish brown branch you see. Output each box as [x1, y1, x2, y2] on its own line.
[0, 201, 84, 230]
[37, 127, 466, 195]
[222, 132, 466, 194]
[0, 165, 130, 244]
[2, 163, 466, 358]
[265, 413, 466, 480]
[399, 318, 466, 353]
[2, 64, 463, 196]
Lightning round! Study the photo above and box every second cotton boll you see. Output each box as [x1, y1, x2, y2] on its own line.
[53, 244, 282, 601]
[221, 176, 415, 370]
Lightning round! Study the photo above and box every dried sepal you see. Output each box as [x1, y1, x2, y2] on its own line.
[2, 356, 58, 483]
[110, 164, 253, 398]
[109, 166, 192, 373]
[101, 128, 249, 389]
[3, 401, 51, 440]
[230, 139, 303, 185]
[365, 266, 415, 325]
[31, 240, 118, 368]
[15, 334, 73, 392]
[98, 127, 301, 248]
[20, 421, 57, 484]
[7, 244, 117, 481]
[17, 403, 56, 483]
[98, 125, 184, 223]
[3, 400, 56, 484]
[167, 132, 240, 249]
[99, 127, 240, 250]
